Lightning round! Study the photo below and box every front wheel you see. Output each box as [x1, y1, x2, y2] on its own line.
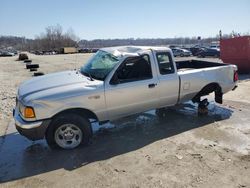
[46, 113, 92, 150]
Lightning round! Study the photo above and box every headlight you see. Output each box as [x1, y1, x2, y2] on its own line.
[19, 103, 35, 118]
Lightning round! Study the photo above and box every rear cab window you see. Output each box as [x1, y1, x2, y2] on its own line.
[156, 52, 175, 75]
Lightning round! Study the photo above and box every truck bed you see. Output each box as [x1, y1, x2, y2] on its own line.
[176, 59, 227, 71]
[175, 59, 237, 103]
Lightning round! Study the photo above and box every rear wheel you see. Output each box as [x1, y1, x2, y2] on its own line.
[46, 113, 92, 149]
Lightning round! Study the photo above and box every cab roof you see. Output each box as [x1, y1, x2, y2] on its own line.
[101, 46, 171, 57]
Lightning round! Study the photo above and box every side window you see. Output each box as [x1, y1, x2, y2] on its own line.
[115, 55, 152, 83]
[156, 52, 175, 75]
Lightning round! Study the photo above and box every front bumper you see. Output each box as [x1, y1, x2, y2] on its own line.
[13, 108, 51, 141]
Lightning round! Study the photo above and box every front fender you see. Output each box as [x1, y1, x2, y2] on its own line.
[32, 92, 107, 121]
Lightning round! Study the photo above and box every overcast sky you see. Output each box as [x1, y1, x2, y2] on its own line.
[0, 0, 249, 39]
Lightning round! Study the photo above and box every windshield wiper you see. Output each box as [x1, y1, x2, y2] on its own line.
[88, 72, 94, 81]
[81, 71, 94, 81]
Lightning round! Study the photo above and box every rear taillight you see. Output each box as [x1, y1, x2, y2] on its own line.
[234, 71, 238, 82]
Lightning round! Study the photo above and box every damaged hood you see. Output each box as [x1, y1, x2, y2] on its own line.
[18, 70, 101, 101]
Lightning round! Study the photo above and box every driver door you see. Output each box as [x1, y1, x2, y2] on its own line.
[104, 53, 159, 120]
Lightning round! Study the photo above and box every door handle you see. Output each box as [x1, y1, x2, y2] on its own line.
[148, 83, 157, 88]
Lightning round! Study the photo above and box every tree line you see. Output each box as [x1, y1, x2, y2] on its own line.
[0, 24, 79, 52]
[0, 25, 249, 51]
[78, 37, 217, 48]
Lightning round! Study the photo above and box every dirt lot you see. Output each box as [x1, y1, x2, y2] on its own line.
[0, 54, 250, 188]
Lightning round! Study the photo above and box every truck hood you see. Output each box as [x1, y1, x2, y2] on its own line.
[18, 70, 96, 100]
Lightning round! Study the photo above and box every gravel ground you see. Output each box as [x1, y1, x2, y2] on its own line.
[0, 53, 250, 188]
[0, 53, 91, 136]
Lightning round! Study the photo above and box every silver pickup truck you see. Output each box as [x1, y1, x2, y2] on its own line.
[13, 46, 238, 149]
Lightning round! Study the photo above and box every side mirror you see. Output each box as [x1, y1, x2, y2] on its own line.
[110, 72, 120, 85]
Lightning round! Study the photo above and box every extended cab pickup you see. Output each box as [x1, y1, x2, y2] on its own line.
[13, 46, 238, 149]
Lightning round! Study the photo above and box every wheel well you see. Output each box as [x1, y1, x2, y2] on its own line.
[52, 108, 98, 122]
[192, 83, 222, 104]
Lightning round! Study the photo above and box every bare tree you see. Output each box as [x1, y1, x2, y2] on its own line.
[32, 24, 78, 51]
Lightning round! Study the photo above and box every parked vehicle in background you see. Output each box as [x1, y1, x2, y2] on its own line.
[0, 51, 15, 57]
[8, 49, 18, 55]
[78, 48, 99, 53]
[79, 48, 91, 53]
[42, 51, 57, 55]
[61, 47, 78, 54]
[172, 48, 192, 57]
[34, 51, 44, 55]
[197, 48, 220, 58]
[210, 41, 220, 49]
[13, 46, 238, 150]
[210, 45, 220, 49]
[91, 48, 99, 53]
[189, 46, 204, 56]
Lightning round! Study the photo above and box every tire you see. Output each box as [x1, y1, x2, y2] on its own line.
[26, 64, 39, 69]
[24, 59, 32, 63]
[30, 68, 37, 72]
[45, 113, 92, 150]
[33, 72, 45, 76]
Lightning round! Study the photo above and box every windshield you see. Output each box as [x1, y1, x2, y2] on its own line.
[80, 50, 119, 81]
